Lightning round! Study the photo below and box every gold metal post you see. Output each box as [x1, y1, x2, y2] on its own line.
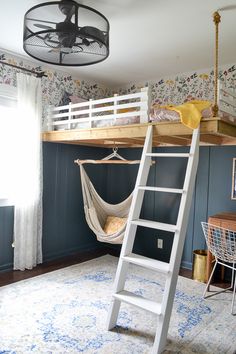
[212, 11, 221, 117]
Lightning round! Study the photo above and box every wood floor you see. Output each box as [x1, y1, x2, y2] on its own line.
[0, 248, 228, 289]
[0, 248, 116, 287]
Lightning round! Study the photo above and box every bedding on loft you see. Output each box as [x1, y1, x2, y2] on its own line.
[149, 100, 212, 129]
[149, 85, 236, 128]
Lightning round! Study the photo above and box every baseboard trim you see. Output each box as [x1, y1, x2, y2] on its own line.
[0, 243, 105, 273]
[0, 262, 13, 272]
[43, 243, 104, 263]
[181, 260, 192, 270]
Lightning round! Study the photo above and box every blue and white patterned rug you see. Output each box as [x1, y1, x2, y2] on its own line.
[0, 255, 235, 354]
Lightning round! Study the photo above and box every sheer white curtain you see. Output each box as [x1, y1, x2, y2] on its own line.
[13, 73, 43, 270]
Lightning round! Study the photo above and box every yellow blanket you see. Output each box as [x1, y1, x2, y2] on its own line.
[161, 100, 211, 129]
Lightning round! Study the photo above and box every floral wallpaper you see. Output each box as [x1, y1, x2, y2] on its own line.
[1, 49, 236, 120]
[0, 52, 110, 123]
[113, 64, 236, 106]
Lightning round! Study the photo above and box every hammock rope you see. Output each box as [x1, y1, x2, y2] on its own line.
[79, 165, 132, 244]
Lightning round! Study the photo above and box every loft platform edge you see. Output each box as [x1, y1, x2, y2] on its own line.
[42, 118, 236, 147]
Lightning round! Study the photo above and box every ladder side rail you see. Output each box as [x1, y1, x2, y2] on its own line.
[122, 125, 153, 256]
[153, 127, 200, 353]
[170, 126, 200, 269]
[107, 125, 153, 330]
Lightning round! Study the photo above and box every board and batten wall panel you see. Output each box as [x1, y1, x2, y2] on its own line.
[1, 144, 236, 271]
[207, 146, 236, 215]
[42, 142, 108, 262]
[0, 206, 14, 271]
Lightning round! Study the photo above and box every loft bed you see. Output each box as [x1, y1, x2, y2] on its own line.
[42, 13, 236, 148]
[42, 83, 236, 148]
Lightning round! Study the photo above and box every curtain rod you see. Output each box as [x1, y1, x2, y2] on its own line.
[0, 60, 47, 78]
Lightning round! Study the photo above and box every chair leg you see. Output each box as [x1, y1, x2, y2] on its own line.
[231, 264, 236, 315]
[203, 260, 232, 300]
[203, 260, 217, 298]
[231, 263, 235, 288]
[204, 260, 236, 315]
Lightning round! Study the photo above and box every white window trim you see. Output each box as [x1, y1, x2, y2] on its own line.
[0, 198, 14, 207]
[0, 84, 17, 207]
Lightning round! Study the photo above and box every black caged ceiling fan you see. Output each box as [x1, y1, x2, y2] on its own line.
[23, 0, 110, 66]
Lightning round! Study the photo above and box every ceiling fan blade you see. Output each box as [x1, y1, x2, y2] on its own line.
[43, 37, 61, 46]
[74, 38, 88, 46]
[34, 24, 53, 30]
[217, 5, 236, 12]
[27, 18, 58, 25]
[74, 39, 102, 49]
[73, 46, 83, 53]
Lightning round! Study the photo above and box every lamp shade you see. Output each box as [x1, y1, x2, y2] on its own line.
[23, 0, 109, 66]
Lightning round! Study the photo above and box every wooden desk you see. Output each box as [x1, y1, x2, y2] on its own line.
[207, 212, 236, 282]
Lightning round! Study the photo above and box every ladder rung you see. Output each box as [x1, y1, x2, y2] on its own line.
[122, 253, 170, 274]
[138, 186, 184, 194]
[131, 219, 177, 232]
[146, 153, 190, 158]
[113, 290, 162, 315]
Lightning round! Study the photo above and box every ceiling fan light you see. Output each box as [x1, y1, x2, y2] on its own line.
[23, 0, 110, 66]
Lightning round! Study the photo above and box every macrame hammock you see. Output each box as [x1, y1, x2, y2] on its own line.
[79, 165, 133, 244]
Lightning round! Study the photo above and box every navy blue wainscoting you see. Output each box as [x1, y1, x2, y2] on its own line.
[1, 144, 236, 272]
[0, 206, 14, 271]
[42, 142, 108, 262]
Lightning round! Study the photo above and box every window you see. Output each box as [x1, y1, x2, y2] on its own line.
[0, 84, 17, 206]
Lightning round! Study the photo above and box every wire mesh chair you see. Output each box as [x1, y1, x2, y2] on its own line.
[201, 222, 236, 315]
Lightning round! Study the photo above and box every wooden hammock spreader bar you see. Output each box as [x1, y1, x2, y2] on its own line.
[74, 145, 157, 165]
[74, 159, 157, 165]
[74, 159, 141, 165]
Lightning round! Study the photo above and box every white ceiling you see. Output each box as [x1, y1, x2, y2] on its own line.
[0, 0, 236, 88]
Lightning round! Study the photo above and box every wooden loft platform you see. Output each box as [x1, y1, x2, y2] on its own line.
[42, 117, 236, 148]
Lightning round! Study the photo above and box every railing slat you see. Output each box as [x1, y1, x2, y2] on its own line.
[52, 110, 148, 126]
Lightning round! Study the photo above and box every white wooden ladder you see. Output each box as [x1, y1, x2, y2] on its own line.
[106, 125, 200, 354]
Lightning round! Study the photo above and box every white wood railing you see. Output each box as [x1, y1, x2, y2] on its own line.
[44, 87, 149, 131]
[218, 80, 236, 119]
